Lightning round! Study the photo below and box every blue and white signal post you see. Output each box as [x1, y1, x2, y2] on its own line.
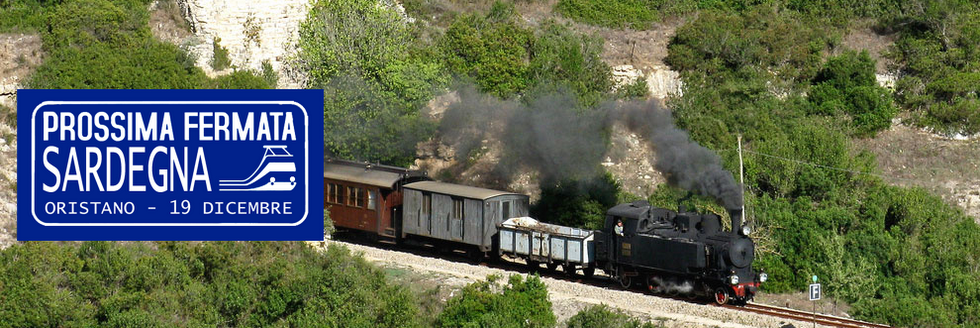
[809, 275, 821, 328]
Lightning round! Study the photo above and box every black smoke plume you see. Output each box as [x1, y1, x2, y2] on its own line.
[439, 86, 607, 185]
[438, 87, 742, 209]
[606, 101, 743, 209]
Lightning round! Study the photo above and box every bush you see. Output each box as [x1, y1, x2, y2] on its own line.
[555, 0, 659, 29]
[566, 304, 660, 328]
[440, 2, 533, 98]
[0, 0, 59, 32]
[533, 173, 622, 230]
[437, 274, 555, 328]
[299, 0, 444, 166]
[0, 242, 425, 327]
[321, 74, 436, 166]
[529, 21, 613, 107]
[808, 51, 896, 136]
[211, 37, 231, 70]
[886, 0, 980, 134]
[324, 208, 335, 237]
[24, 0, 271, 90]
[666, 7, 832, 87]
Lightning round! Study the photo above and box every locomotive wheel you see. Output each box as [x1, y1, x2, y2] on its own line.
[546, 263, 559, 272]
[645, 277, 661, 294]
[619, 275, 632, 289]
[583, 267, 595, 278]
[714, 287, 730, 305]
[563, 263, 576, 276]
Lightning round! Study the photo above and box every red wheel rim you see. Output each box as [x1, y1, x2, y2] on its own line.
[715, 289, 728, 305]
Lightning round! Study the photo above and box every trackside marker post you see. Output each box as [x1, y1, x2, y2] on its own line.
[810, 276, 820, 328]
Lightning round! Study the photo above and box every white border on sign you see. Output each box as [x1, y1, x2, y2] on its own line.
[31, 100, 310, 227]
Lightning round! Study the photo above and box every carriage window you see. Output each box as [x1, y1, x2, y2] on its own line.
[336, 184, 345, 205]
[367, 190, 376, 210]
[327, 183, 342, 204]
[452, 198, 463, 220]
[347, 186, 364, 207]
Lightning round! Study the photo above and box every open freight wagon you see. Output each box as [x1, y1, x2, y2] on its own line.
[498, 217, 597, 277]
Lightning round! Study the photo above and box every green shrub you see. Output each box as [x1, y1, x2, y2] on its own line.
[440, 2, 533, 98]
[260, 60, 278, 87]
[0, 0, 57, 32]
[666, 7, 832, 87]
[530, 21, 613, 106]
[210, 37, 231, 70]
[555, 0, 659, 29]
[566, 304, 660, 328]
[886, 0, 980, 134]
[23, 0, 270, 90]
[437, 274, 555, 328]
[808, 51, 896, 136]
[617, 78, 650, 100]
[533, 173, 622, 230]
[0, 242, 425, 327]
[321, 74, 436, 166]
[299, 0, 445, 166]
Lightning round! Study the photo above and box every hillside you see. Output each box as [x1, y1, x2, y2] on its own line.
[1, 0, 980, 327]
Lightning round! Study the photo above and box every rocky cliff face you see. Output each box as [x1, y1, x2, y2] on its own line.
[176, 0, 309, 88]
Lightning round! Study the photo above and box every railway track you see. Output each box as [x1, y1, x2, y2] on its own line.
[330, 236, 893, 328]
[723, 302, 892, 328]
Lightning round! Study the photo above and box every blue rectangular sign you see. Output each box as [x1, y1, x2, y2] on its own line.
[17, 89, 324, 240]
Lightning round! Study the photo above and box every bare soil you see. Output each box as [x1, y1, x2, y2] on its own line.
[149, 0, 194, 45]
[854, 123, 980, 222]
[839, 20, 898, 74]
[0, 32, 41, 249]
[0, 33, 43, 108]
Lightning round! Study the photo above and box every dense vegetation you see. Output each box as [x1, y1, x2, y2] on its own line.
[887, 0, 980, 135]
[300, 0, 631, 166]
[663, 4, 980, 327]
[0, 242, 424, 327]
[0, 0, 272, 90]
[437, 274, 555, 328]
[565, 304, 663, 328]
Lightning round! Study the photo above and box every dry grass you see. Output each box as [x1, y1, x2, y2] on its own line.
[149, 0, 193, 44]
[854, 123, 980, 222]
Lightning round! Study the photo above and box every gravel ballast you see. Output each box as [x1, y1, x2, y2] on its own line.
[313, 240, 827, 328]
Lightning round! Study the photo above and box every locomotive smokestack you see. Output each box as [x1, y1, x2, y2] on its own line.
[729, 208, 743, 235]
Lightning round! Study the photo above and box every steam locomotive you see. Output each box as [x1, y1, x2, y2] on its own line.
[594, 202, 764, 304]
[323, 159, 765, 304]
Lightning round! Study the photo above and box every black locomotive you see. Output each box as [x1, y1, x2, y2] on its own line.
[595, 200, 765, 304]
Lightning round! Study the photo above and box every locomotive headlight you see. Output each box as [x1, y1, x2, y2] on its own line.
[759, 272, 768, 283]
[741, 225, 752, 236]
[729, 274, 739, 285]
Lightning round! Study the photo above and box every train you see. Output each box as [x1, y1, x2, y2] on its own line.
[323, 159, 766, 305]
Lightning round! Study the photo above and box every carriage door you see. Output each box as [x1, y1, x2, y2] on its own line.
[420, 193, 431, 235]
[449, 198, 464, 241]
